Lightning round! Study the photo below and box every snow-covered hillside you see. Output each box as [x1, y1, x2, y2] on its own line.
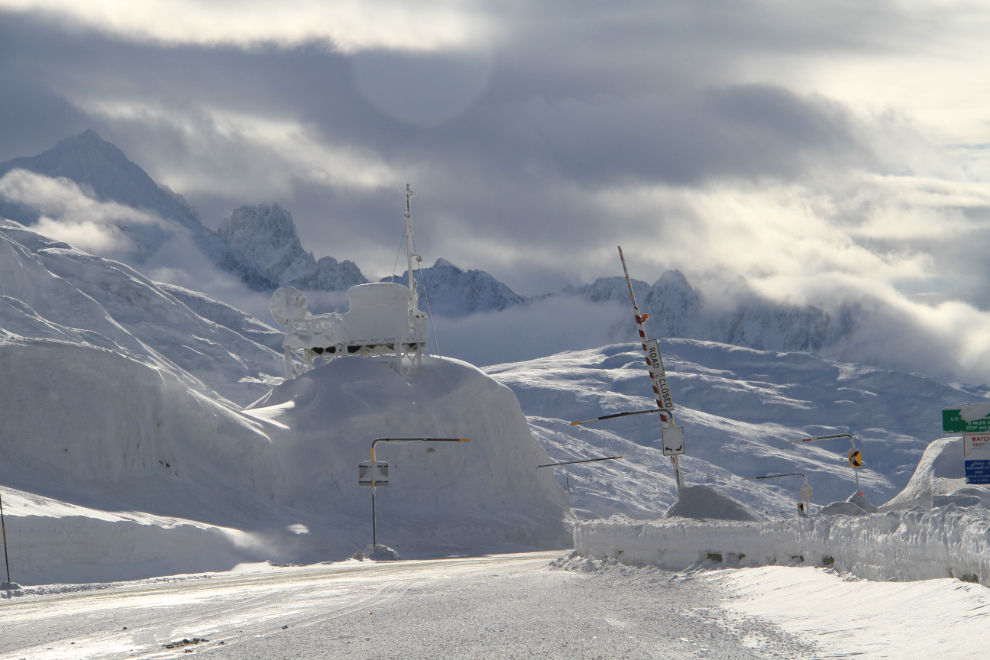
[487, 341, 990, 517]
[0, 218, 283, 405]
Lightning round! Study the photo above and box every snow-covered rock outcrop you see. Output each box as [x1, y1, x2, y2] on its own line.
[216, 203, 366, 292]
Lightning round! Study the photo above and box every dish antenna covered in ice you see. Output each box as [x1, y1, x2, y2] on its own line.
[270, 185, 429, 378]
[269, 286, 308, 326]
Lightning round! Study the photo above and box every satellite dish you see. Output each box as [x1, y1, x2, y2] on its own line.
[270, 286, 308, 326]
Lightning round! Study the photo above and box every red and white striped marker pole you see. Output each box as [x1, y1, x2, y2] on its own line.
[618, 246, 685, 490]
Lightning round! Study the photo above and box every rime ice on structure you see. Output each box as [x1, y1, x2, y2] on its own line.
[270, 185, 428, 378]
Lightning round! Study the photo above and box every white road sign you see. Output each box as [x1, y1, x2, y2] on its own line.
[359, 461, 389, 486]
[662, 426, 685, 456]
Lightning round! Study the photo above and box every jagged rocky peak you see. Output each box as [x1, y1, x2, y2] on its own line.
[216, 202, 367, 292]
[645, 269, 702, 312]
[383, 258, 528, 317]
[562, 276, 650, 304]
[217, 203, 306, 276]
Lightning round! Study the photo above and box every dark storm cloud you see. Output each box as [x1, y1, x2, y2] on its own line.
[0, 2, 971, 294]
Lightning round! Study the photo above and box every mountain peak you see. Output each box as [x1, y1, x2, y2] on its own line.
[433, 257, 460, 271]
[78, 128, 104, 142]
[215, 202, 367, 293]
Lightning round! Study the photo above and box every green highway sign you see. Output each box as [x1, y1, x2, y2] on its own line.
[943, 408, 990, 433]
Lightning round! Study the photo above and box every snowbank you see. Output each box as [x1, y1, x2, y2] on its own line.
[575, 506, 990, 585]
[882, 436, 990, 510]
[247, 355, 571, 551]
[0, 487, 267, 585]
[575, 436, 990, 586]
[0, 341, 568, 584]
[663, 485, 766, 522]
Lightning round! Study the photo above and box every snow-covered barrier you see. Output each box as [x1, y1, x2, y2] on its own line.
[3, 514, 260, 586]
[575, 506, 990, 585]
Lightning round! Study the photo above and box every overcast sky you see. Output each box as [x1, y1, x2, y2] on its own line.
[3, 1, 990, 357]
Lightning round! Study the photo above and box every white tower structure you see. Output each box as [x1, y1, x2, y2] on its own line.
[270, 185, 429, 378]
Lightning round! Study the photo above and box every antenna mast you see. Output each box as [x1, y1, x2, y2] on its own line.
[405, 184, 419, 334]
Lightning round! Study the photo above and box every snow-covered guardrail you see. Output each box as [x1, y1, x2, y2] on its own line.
[574, 506, 990, 586]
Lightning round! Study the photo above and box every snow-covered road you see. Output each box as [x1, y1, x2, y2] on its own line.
[1, 551, 814, 660]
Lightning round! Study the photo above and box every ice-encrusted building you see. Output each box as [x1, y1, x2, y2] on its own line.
[269, 186, 429, 378]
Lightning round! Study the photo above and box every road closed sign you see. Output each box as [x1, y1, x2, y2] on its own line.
[964, 434, 990, 485]
[644, 339, 675, 411]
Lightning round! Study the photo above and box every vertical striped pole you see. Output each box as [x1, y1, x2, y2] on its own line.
[618, 246, 685, 490]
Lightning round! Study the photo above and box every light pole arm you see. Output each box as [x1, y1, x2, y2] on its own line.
[371, 437, 469, 461]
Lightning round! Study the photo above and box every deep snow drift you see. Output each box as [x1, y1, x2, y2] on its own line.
[0, 344, 569, 584]
[244, 356, 569, 550]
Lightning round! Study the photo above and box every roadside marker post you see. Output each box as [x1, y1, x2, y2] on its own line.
[0, 490, 17, 591]
[359, 437, 469, 549]
[744, 473, 813, 515]
[785, 434, 862, 491]
[537, 456, 623, 494]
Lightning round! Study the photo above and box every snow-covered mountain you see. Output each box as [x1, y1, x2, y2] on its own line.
[561, 272, 844, 354]
[216, 203, 367, 292]
[0, 130, 277, 290]
[383, 258, 528, 317]
[0, 131, 960, 380]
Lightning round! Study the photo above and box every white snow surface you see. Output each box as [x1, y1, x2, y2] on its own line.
[718, 566, 990, 659]
[243, 356, 570, 551]
[664, 485, 766, 522]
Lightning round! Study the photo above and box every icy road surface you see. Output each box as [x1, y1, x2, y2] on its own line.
[1, 551, 815, 660]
